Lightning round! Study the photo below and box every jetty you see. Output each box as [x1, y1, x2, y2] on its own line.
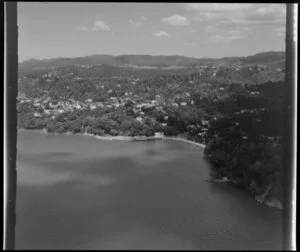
[133, 132, 165, 141]
[206, 177, 229, 183]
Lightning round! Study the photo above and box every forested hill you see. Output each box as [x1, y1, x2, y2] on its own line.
[19, 51, 285, 72]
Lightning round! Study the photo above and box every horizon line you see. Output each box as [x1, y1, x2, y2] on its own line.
[19, 50, 286, 64]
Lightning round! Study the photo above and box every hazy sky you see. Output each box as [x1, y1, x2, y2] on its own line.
[18, 3, 286, 62]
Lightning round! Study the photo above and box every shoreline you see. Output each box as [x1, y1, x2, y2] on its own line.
[18, 128, 206, 149]
[206, 177, 283, 210]
[18, 128, 282, 210]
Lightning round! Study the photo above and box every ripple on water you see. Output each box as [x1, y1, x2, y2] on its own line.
[16, 130, 282, 250]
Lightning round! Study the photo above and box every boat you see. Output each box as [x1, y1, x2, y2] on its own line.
[206, 177, 229, 183]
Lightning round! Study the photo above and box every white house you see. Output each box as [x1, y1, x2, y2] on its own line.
[34, 112, 42, 117]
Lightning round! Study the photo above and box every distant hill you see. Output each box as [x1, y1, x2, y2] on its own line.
[19, 51, 285, 73]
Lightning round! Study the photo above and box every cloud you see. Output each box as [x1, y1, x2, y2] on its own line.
[209, 34, 247, 43]
[129, 19, 143, 28]
[161, 14, 190, 26]
[140, 16, 148, 21]
[205, 25, 252, 43]
[76, 20, 111, 32]
[184, 42, 197, 46]
[154, 31, 170, 37]
[188, 28, 197, 33]
[205, 23, 253, 41]
[184, 3, 286, 26]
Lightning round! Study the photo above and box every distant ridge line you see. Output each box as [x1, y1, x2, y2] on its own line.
[20, 51, 285, 64]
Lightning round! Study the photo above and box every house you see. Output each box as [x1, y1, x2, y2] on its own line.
[181, 102, 187, 106]
[136, 117, 143, 122]
[90, 105, 97, 110]
[136, 103, 150, 109]
[219, 87, 224, 91]
[162, 123, 167, 127]
[202, 120, 209, 126]
[34, 112, 42, 117]
[172, 103, 179, 107]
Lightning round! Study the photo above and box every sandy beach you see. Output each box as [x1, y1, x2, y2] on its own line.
[18, 128, 206, 148]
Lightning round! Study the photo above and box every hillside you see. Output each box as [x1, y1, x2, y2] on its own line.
[19, 51, 285, 73]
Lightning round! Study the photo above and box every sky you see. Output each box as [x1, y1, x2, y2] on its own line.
[18, 3, 286, 62]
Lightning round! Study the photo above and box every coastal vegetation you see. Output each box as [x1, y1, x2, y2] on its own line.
[17, 52, 285, 208]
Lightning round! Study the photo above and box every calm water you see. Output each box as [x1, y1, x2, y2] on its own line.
[16, 130, 282, 250]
